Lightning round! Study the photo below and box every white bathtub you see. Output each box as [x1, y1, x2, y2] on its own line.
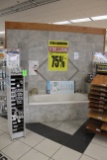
[29, 93, 89, 105]
[26, 93, 89, 122]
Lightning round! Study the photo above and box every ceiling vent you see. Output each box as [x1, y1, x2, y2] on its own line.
[0, 0, 60, 17]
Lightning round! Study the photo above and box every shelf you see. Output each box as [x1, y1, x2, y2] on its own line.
[87, 74, 107, 137]
[91, 74, 107, 86]
[88, 110, 107, 123]
[7, 67, 25, 140]
[89, 94, 107, 101]
[89, 106, 104, 113]
[89, 91, 107, 97]
[89, 102, 107, 109]
[86, 119, 107, 137]
[90, 85, 107, 92]
[89, 99, 106, 106]
[101, 123, 107, 132]
[86, 119, 102, 133]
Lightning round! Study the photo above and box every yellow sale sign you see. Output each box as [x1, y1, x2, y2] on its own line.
[48, 40, 68, 71]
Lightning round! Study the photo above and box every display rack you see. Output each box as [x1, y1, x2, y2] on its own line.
[6, 67, 25, 140]
[86, 74, 107, 137]
[0, 58, 7, 116]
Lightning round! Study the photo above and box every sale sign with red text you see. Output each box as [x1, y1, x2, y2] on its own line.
[48, 40, 68, 71]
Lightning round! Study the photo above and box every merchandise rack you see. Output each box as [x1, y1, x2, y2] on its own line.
[0, 59, 7, 116]
[86, 74, 107, 137]
[6, 67, 25, 140]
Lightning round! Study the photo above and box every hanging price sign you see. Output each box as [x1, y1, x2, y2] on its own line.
[22, 70, 27, 76]
[48, 40, 68, 71]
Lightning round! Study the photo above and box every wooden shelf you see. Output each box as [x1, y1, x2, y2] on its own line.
[90, 91, 107, 97]
[87, 74, 107, 137]
[89, 94, 107, 101]
[89, 102, 107, 109]
[86, 119, 102, 133]
[90, 86, 107, 92]
[89, 106, 104, 113]
[91, 75, 107, 86]
[101, 123, 107, 132]
[88, 110, 107, 123]
[86, 119, 107, 137]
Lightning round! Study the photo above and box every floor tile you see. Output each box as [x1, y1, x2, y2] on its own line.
[0, 151, 12, 160]
[26, 123, 72, 146]
[92, 134, 107, 148]
[0, 129, 4, 135]
[19, 131, 45, 147]
[55, 120, 81, 135]
[19, 148, 49, 160]
[84, 142, 107, 160]
[43, 119, 86, 135]
[52, 146, 81, 160]
[0, 133, 13, 150]
[2, 140, 31, 160]
[25, 128, 31, 134]
[0, 117, 7, 125]
[80, 155, 96, 160]
[35, 138, 61, 157]
[65, 120, 94, 153]
[0, 122, 8, 133]
[42, 121, 61, 129]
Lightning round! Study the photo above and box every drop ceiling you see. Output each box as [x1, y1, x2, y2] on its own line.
[0, 0, 107, 37]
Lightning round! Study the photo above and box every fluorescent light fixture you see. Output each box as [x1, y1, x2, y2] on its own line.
[91, 15, 107, 21]
[70, 18, 91, 23]
[0, 0, 60, 17]
[0, 31, 5, 34]
[53, 21, 71, 25]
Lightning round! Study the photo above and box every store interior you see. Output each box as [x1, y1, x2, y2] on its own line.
[0, 1, 107, 160]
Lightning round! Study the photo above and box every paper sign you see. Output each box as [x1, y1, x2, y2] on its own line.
[74, 52, 79, 60]
[22, 70, 27, 76]
[29, 60, 39, 75]
[48, 40, 68, 71]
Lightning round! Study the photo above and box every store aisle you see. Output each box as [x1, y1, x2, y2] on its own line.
[0, 116, 107, 160]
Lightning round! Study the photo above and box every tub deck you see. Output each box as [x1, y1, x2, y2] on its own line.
[29, 93, 89, 105]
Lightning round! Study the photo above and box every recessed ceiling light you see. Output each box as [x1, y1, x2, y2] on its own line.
[70, 18, 91, 23]
[0, 31, 5, 34]
[53, 21, 71, 25]
[91, 15, 107, 21]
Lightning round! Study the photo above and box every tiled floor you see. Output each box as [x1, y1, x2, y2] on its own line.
[0, 116, 107, 160]
[42, 119, 86, 135]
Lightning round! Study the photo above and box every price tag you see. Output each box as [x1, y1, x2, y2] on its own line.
[22, 70, 27, 76]
[100, 97, 104, 100]
[96, 128, 101, 132]
[100, 93, 105, 96]
[48, 53, 68, 71]
[48, 40, 68, 71]
[98, 116, 102, 120]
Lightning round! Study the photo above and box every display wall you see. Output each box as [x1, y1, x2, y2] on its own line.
[5, 22, 106, 95]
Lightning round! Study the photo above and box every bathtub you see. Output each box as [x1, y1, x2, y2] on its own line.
[29, 93, 89, 105]
[25, 93, 89, 123]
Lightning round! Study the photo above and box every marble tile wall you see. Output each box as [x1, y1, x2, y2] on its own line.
[6, 29, 104, 94]
[6, 28, 104, 123]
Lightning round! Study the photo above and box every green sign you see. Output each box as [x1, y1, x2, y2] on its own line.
[22, 70, 27, 76]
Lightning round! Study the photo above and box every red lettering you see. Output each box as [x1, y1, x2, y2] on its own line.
[48, 46, 68, 53]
